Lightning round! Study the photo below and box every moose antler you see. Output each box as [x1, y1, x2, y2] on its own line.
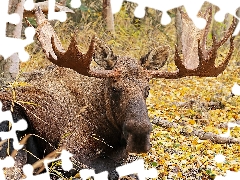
[149, 7, 237, 79]
[35, 7, 119, 78]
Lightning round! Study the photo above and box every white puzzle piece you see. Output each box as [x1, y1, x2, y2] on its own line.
[0, 1, 35, 62]
[21, 149, 73, 180]
[111, 0, 240, 33]
[0, 101, 28, 150]
[0, 156, 14, 180]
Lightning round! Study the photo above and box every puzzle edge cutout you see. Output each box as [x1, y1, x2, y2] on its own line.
[0, 0, 240, 179]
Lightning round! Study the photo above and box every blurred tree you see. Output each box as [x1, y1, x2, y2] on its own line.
[237, 7, 240, 17]
[236, 7, 240, 36]
[180, 9, 204, 69]
[102, 0, 114, 33]
[175, 7, 183, 53]
[212, 14, 232, 46]
[0, 0, 25, 86]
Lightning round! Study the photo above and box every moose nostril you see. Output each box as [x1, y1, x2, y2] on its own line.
[126, 133, 151, 154]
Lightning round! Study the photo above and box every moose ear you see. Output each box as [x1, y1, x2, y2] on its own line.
[93, 38, 117, 70]
[140, 45, 170, 70]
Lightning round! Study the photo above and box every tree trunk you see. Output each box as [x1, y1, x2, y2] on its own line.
[176, 8, 204, 70]
[102, 0, 115, 33]
[236, 7, 240, 37]
[0, 0, 24, 86]
[175, 7, 183, 53]
[237, 7, 240, 17]
[212, 12, 232, 46]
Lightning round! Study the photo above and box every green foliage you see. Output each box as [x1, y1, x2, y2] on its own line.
[151, 161, 158, 167]
[26, 17, 37, 27]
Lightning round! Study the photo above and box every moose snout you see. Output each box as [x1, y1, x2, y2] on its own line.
[123, 119, 152, 154]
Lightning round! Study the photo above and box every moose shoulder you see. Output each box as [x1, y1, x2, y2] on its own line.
[0, 6, 237, 179]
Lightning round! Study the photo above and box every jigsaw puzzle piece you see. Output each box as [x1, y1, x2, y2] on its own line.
[205, 0, 240, 22]
[0, 1, 35, 61]
[189, 1, 240, 35]
[204, 1, 240, 35]
[48, 0, 67, 22]
[24, 0, 35, 11]
[235, 7, 240, 36]
[0, 156, 14, 180]
[111, 0, 206, 28]
[21, 149, 73, 180]
[70, 0, 81, 8]
[131, 0, 187, 25]
[80, 169, 108, 180]
[116, 159, 158, 180]
[110, 0, 124, 14]
[111, 0, 240, 31]
[111, 0, 184, 25]
[24, 0, 80, 22]
[59, 150, 73, 171]
[0, 27, 35, 62]
[0, 0, 20, 38]
[0, 0, 78, 62]
[24, 0, 67, 22]
[183, 1, 208, 29]
[0, 101, 28, 150]
[22, 164, 50, 180]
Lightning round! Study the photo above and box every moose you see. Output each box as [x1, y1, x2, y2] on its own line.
[0, 6, 237, 179]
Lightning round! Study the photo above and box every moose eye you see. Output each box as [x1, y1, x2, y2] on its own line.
[112, 87, 118, 92]
[112, 87, 122, 98]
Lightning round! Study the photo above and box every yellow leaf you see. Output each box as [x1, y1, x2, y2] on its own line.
[181, 145, 188, 151]
[216, 163, 223, 168]
[188, 119, 196, 125]
[192, 139, 198, 145]
[206, 97, 211, 102]
[196, 144, 202, 150]
[158, 158, 165, 165]
[177, 172, 183, 178]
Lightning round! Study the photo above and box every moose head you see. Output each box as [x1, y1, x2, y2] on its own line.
[28, 6, 237, 175]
